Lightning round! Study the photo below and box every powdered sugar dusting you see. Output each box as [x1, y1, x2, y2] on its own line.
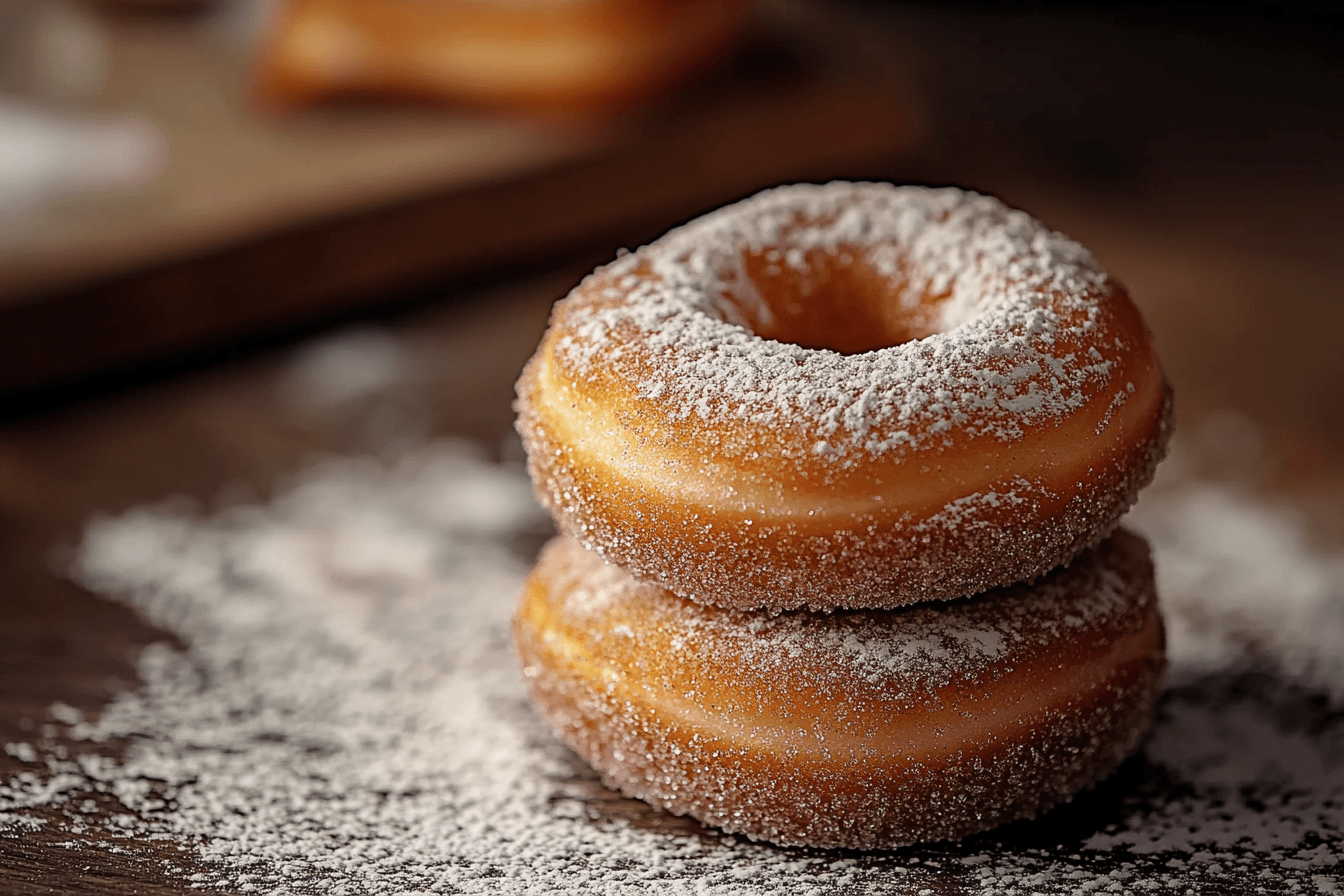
[0, 444, 1339, 892]
[556, 530, 1149, 693]
[517, 182, 1170, 611]
[553, 183, 1118, 462]
[541, 527, 1148, 695]
[1129, 481, 1344, 702]
[517, 532, 1163, 848]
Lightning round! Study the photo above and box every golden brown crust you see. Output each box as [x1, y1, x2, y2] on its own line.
[252, 0, 750, 111]
[513, 530, 1166, 849]
[515, 184, 1173, 611]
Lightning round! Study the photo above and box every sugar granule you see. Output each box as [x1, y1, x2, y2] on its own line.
[0, 440, 1340, 894]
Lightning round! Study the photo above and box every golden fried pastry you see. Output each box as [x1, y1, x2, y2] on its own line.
[515, 183, 1171, 612]
[253, 0, 751, 110]
[514, 530, 1166, 849]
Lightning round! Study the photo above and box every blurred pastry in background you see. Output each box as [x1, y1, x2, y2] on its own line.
[251, 0, 753, 112]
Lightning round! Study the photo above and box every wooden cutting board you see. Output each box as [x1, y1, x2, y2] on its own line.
[0, 0, 926, 398]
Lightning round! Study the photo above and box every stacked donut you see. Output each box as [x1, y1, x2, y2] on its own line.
[513, 183, 1172, 849]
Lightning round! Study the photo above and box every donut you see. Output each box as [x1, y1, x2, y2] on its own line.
[514, 530, 1165, 849]
[515, 183, 1172, 612]
[252, 0, 751, 111]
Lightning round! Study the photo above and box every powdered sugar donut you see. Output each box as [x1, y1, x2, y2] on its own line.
[513, 530, 1166, 849]
[515, 183, 1171, 612]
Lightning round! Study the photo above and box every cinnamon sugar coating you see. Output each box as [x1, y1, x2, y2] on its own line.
[514, 531, 1166, 850]
[515, 183, 1172, 611]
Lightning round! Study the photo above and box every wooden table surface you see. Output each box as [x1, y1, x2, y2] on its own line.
[2, 3, 1342, 893]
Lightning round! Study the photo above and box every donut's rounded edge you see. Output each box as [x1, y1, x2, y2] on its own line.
[512, 531, 1167, 850]
[514, 184, 1174, 611]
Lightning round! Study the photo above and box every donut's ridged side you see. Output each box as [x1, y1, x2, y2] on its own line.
[513, 532, 1166, 850]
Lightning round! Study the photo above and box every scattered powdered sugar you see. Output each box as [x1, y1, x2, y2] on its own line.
[0, 442, 1340, 892]
[551, 183, 1121, 461]
[1128, 481, 1344, 702]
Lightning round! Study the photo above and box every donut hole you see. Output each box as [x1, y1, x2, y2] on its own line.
[727, 248, 947, 354]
